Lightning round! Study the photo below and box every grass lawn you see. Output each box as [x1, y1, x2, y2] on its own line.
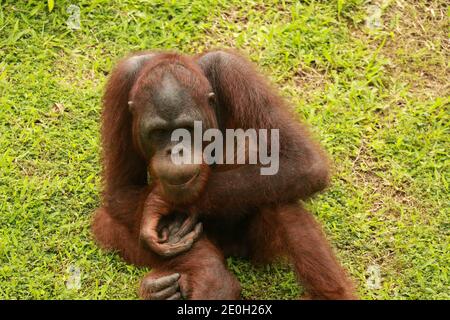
[0, 0, 448, 299]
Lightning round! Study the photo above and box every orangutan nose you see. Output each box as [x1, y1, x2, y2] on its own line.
[167, 146, 184, 157]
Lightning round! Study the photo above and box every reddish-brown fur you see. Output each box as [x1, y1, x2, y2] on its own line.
[92, 49, 357, 299]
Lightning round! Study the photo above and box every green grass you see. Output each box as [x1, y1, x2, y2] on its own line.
[0, 0, 448, 299]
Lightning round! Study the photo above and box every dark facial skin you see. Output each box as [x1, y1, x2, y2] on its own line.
[131, 72, 212, 204]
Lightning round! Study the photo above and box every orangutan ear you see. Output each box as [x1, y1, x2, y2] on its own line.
[128, 100, 135, 112]
[208, 92, 216, 106]
[119, 53, 155, 113]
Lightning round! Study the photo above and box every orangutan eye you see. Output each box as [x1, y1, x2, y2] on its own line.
[180, 125, 193, 132]
[150, 129, 167, 138]
[146, 126, 167, 142]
